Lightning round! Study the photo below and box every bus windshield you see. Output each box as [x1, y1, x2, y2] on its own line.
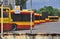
[49, 17, 58, 19]
[35, 16, 40, 20]
[0, 8, 9, 18]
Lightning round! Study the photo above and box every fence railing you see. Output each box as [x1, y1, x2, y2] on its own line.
[0, 33, 60, 39]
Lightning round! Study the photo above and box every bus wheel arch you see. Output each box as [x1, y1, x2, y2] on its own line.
[11, 24, 17, 30]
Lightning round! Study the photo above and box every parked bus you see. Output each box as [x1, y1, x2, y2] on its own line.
[10, 10, 34, 29]
[40, 15, 46, 23]
[48, 16, 59, 22]
[40, 12, 48, 23]
[34, 13, 40, 24]
[45, 18, 50, 22]
[0, 7, 12, 31]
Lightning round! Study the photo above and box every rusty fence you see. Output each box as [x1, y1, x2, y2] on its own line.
[0, 33, 60, 39]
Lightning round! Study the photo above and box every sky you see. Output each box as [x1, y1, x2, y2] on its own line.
[26, 0, 60, 10]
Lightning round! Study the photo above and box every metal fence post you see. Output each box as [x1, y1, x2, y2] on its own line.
[1, 0, 3, 39]
[52, 36, 54, 39]
[56, 35, 58, 39]
[30, 0, 32, 34]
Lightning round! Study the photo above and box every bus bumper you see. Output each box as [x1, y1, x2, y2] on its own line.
[17, 25, 34, 29]
[45, 20, 50, 22]
[0, 23, 12, 31]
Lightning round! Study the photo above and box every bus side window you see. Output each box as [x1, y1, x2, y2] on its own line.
[3, 12, 9, 18]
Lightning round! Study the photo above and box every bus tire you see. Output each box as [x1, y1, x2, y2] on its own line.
[11, 24, 17, 31]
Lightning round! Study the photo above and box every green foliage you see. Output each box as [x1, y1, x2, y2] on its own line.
[32, 9, 37, 13]
[15, 0, 27, 10]
[37, 6, 60, 17]
[15, 0, 27, 5]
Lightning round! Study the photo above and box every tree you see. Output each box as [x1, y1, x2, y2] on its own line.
[37, 6, 54, 15]
[32, 9, 37, 13]
[57, 9, 60, 17]
[15, 0, 27, 10]
[37, 6, 60, 17]
[0, 1, 3, 6]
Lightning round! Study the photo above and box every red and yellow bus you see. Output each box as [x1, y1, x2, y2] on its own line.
[40, 12, 48, 23]
[10, 10, 34, 29]
[45, 17, 50, 22]
[34, 13, 40, 24]
[0, 7, 12, 31]
[48, 16, 59, 22]
[40, 14, 46, 23]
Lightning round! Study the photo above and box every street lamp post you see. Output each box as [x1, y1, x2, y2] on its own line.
[1, 0, 3, 39]
[30, 0, 33, 39]
[30, 0, 32, 34]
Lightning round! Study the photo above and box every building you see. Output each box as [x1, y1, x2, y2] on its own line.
[3, 0, 27, 9]
[9, 0, 15, 9]
[3, 0, 15, 9]
[3, 0, 9, 6]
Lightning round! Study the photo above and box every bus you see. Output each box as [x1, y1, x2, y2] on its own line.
[48, 16, 59, 22]
[34, 13, 40, 24]
[10, 10, 34, 29]
[0, 7, 12, 31]
[45, 18, 50, 22]
[40, 14, 46, 23]
[40, 12, 48, 23]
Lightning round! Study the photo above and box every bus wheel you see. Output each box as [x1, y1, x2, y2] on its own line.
[12, 24, 17, 31]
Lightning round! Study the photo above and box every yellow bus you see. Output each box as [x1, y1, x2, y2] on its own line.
[48, 16, 59, 22]
[34, 13, 41, 24]
[40, 14, 46, 23]
[45, 17, 50, 22]
[0, 7, 12, 31]
[10, 10, 34, 29]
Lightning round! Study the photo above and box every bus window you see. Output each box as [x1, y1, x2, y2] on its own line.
[48, 16, 59, 22]
[49, 17, 58, 19]
[0, 8, 9, 18]
[3, 12, 9, 18]
[21, 14, 30, 21]
[11, 14, 21, 21]
[3, 9, 6, 11]
[11, 14, 34, 22]
[40, 16, 45, 20]
[20, 14, 34, 21]
[35, 16, 40, 20]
